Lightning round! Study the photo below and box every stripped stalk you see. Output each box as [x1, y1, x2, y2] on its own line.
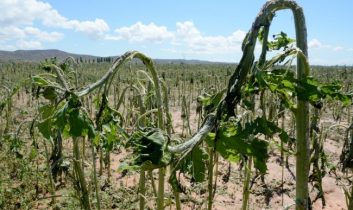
[157, 167, 166, 210]
[207, 147, 214, 210]
[139, 170, 146, 210]
[43, 139, 56, 205]
[148, 170, 158, 197]
[73, 137, 91, 210]
[161, 79, 181, 209]
[242, 157, 252, 210]
[90, 141, 101, 210]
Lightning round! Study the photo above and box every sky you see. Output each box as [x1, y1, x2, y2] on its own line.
[0, 0, 352, 65]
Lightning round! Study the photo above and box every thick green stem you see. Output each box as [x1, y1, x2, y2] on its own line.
[213, 153, 219, 198]
[293, 5, 310, 210]
[149, 170, 158, 197]
[281, 108, 285, 207]
[99, 147, 103, 176]
[348, 183, 353, 210]
[161, 78, 182, 210]
[157, 167, 165, 210]
[43, 139, 56, 205]
[90, 141, 101, 210]
[139, 170, 146, 210]
[135, 89, 148, 210]
[242, 157, 252, 210]
[141, 57, 166, 210]
[105, 151, 111, 181]
[207, 147, 214, 210]
[73, 137, 91, 210]
[82, 138, 86, 172]
[173, 190, 181, 210]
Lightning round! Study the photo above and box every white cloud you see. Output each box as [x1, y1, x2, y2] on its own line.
[333, 46, 344, 51]
[24, 27, 64, 42]
[104, 34, 121, 41]
[43, 17, 109, 39]
[0, 26, 26, 40]
[73, 19, 109, 38]
[1, 0, 246, 54]
[16, 40, 43, 49]
[176, 21, 201, 39]
[0, 0, 110, 39]
[174, 21, 246, 54]
[308, 38, 351, 53]
[0, 26, 63, 50]
[0, 0, 111, 50]
[0, 0, 50, 26]
[111, 22, 174, 42]
[109, 21, 246, 55]
[308, 39, 322, 49]
[230, 30, 247, 42]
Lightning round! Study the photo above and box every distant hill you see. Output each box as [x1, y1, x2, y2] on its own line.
[0, 49, 98, 62]
[0, 49, 233, 65]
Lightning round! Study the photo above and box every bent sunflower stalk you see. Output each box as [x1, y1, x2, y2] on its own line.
[168, 0, 310, 209]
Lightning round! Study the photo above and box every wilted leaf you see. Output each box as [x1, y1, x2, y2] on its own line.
[38, 118, 53, 139]
[32, 75, 49, 87]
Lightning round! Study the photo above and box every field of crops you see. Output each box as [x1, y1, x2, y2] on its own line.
[1, 1, 353, 210]
[0, 56, 352, 210]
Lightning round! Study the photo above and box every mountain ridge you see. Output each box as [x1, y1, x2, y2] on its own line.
[0, 49, 233, 65]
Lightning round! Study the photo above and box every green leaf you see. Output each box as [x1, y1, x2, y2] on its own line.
[249, 67, 351, 111]
[205, 132, 216, 147]
[93, 135, 100, 147]
[38, 118, 53, 139]
[101, 122, 120, 151]
[267, 31, 295, 51]
[279, 131, 291, 144]
[51, 96, 95, 138]
[39, 104, 55, 119]
[178, 146, 208, 182]
[42, 87, 57, 101]
[212, 122, 241, 163]
[197, 89, 225, 113]
[297, 77, 352, 107]
[169, 146, 209, 192]
[190, 147, 208, 182]
[251, 138, 269, 172]
[168, 170, 182, 192]
[127, 128, 169, 169]
[282, 79, 294, 90]
[37, 105, 57, 139]
[212, 117, 292, 173]
[139, 130, 165, 165]
[68, 108, 95, 138]
[53, 102, 68, 132]
[32, 75, 49, 86]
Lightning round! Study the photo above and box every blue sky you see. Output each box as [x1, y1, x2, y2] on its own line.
[1, 0, 352, 65]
